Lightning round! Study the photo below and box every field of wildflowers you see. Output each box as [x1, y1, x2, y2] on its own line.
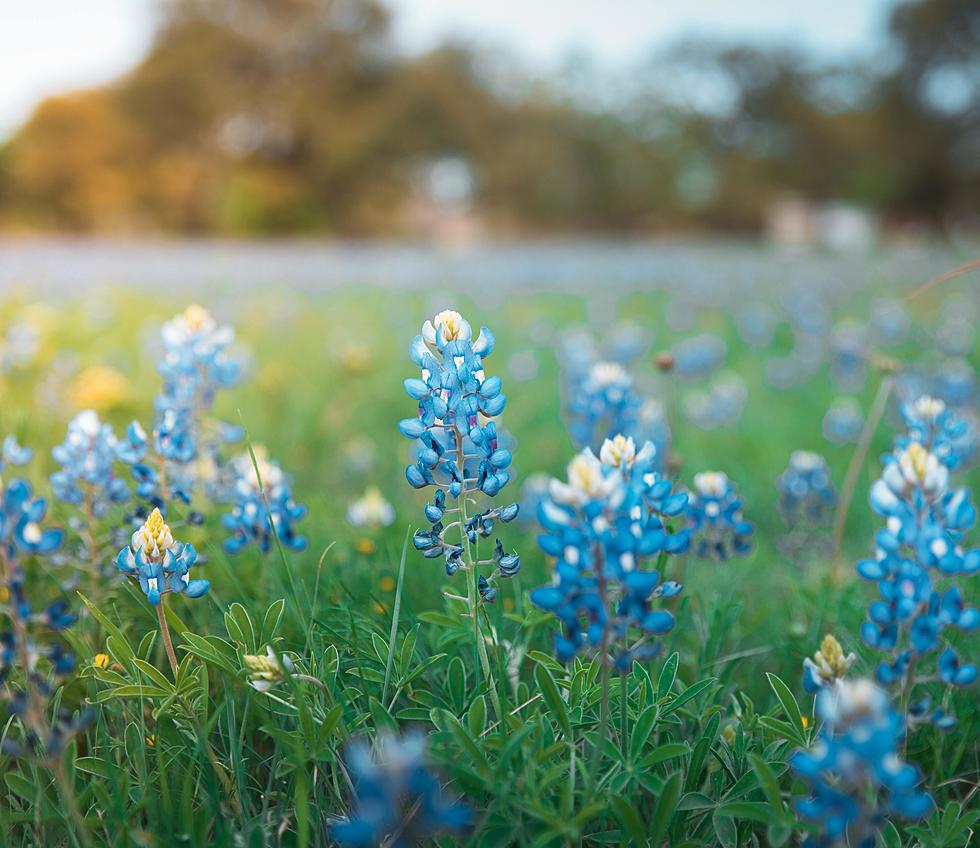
[0, 275, 976, 847]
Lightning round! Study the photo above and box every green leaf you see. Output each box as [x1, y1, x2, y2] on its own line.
[260, 598, 286, 644]
[641, 742, 690, 769]
[630, 704, 660, 761]
[78, 593, 136, 672]
[657, 652, 679, 700]
[715, 801, 780, 825]
[611, 796, 646, 845]
[661, 677, 717, 717]
[534, 663, 572, 741]
[649, 772, 682, 846]
[748, 752, 786, 817]
[467, 695, 487, 737]
[132, 658, 176, 692]
[766, 673, 806, 740]
[880, 821, 902, 848]
[5, 772, 38, 802]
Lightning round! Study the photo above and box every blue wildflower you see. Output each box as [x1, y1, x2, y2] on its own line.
[0, 451, 93, 759]
[398, 309, 519, 599]
[857, 407, 980, 729]
[685, 471, 753, 560]
[822, 399, 863, 445]
[50, 410, 129, 515]
[331, 733, 471, 846]
[777, 450, 838, 528]
[115, 508, 208, 605]
[802, 634, 856, 695]
[531, 435, 688, 669]
[220, 448, 307, 554]
[898, 395, 968, 470]
[790, 679, 932, 847]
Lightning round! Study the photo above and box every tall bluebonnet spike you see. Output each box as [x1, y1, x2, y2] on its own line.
[685, 471, 753, 560]
[531, 434, 689, 669]
[856, 398, 980, 731]
[50, 410, 130, 517]
[220, 447, 307, 555]
[117, 305, 244, 507]
[790, 679, 932, 847]
[399, 309, 519, 599]
[330, 733, 471, 846]
[0, 442, 93, 760]
[116, 508, 209, 605]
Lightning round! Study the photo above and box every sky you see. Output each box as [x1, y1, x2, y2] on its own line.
[0, 0, 901, 138]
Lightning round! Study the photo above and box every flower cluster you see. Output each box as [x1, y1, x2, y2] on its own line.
[531, 435, 689, 668]
[220, 447, 307, 555]
[243, 646, 295, 692]
[399, 310, 520, 597]
[118, 305, 244, 507]
[776, 450, 838, 528]
[803, 634, 856, 694]
[790, 679, 931, 847]
[562, 354, 670, 469]
[0, 443, 92, 759]
[50, 410, 129, 515]
[346, 486, 395, 529]
[116, 508, 208, 605]
[685, 471, 754, 559]
[857, 400, 979, 726]
[331, 733, 471, 846]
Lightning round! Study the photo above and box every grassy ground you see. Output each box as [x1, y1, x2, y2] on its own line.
[0, 277, 976, 846]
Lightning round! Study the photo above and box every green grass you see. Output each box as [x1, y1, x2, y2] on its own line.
[0, 280, 977, 847]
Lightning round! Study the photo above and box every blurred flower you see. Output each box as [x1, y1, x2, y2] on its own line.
[331, 733, 471, 846]
[50, 410, 129, 516]
[822, 399, 863, 445]
[790, 679, 931, 847]
[670, 333, 726, 380]
[686, 471, 753, 560]
[116, 508, 208, 605]
[803, 634, 856, 694]
[67, 366, 131, 411]
[776, 450, 837, 528]
[346, 486, 395, 529]
[221, 447, 307, 554]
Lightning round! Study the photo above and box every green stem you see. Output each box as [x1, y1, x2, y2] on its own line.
[830, 373, 895, 584]
[156, 599, 179, 677]
[589, 658, 612, 799]
[619, 671, 629, 757]
[454, 429, 504, 723]
[53, 760, 93, 848]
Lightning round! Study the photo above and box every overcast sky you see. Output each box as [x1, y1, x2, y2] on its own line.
[0, 0, 900, 138]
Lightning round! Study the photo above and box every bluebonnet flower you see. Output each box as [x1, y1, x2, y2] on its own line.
[0, 447, 92, 759]
[856, 414, 980, 727]
[531, 435, 689, 669]
[734, 302, 777, 348]
[803, 634, 856, 694]
[346, 487, 395, 529]
[870, 299, 910, 347]
[670, 333, 726, 380]
[898, 395, 968, 470]
[685, 471, 753, 560]
[828, 322, 868, 393]
[683, 372, 747, 431]
[115, 508, 208, 605]
[118, 305, 244, 507]
[777, 450, 838, 528]
[50, 410, 129, 515]
[221, 447, 307, 555]
[331, 733, 471, 846]
[790, 679, 931, 847]
[561, 353, 671, 469]
[398, 309, 520, 601]
[822, 399, 863, 445]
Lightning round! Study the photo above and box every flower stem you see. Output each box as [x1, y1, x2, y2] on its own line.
[156, 599, 179, 677]
[53, 760, 93, 848]
[589, 657, 611, 799]
[619, 671, 629, 756]
[830, 373, 894, 584]
[454, 428, 503, 724]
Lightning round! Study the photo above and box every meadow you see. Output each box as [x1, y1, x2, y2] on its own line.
[0, 260, 977, 847]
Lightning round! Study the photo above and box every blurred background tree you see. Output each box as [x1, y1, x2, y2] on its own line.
[0, 0, 976, 236]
